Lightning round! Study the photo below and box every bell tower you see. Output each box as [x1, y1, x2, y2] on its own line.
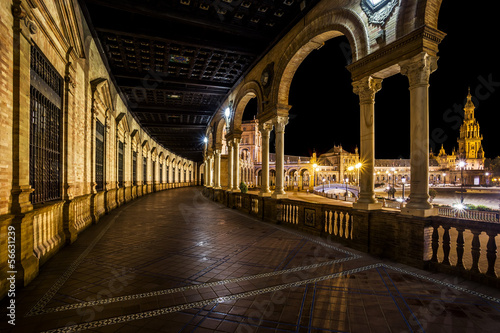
[457, 88, 485, 168]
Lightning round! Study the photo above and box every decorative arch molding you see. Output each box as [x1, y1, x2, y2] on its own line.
[272, 8, 369, 107]
[115, 112, 130, 141]
[90, 78, 114, 115]
[141, 140, 150, 155]
[231, 80, 264, 133]
[130, 129, 140, 150]
[214, 117, 226, 147]
[151, 147, 157, 161]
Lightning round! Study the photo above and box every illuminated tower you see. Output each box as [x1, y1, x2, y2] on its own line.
[457, 88, 485, 169]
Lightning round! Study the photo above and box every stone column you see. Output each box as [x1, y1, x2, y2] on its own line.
[400, 52, 438, 217]
[259, 122, 273, 196]
[352, 76, 383, 210]
[214, 149, 221, 189]
[206, 152, 213, 187]
[227, 140, 234, 189]
[272, 116, 288, 198]
[232, 138, 241, 192]
[9, 0, 38, 287]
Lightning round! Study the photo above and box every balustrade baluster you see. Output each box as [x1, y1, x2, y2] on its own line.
[442, 226, 451, 265]
[470, 231, 481, 274]
[350, 215, 354, 239]
[431, 225, 439, 263]
[456, 228, 465, 270]
[486, 232, 497, 277]
[329, 211, 333, 234]
[334, 212, 338, 236]
[341, 212, 346, 238]
[346, 213, 351, 240]
[324, 211, 328, 232]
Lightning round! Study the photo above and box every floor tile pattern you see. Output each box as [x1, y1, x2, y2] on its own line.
[1, 188, 500, 333]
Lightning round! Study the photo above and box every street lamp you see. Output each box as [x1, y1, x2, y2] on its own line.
[313, 163, 317, 187]
[347, 166, 354, 184]
[458, 161, 466, 203]
[355, 162, 362, 187]
[485, 172, 490, 186]
[402, 177, 406, 200]
[442, 173, 446, 186]
[322, 178, 325, 192]
[344, 177, 348, 198]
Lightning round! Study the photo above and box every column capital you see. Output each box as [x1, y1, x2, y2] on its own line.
[400, 52, 438, 87]
[272, 115, 288, 132]
[352, 76, 383, 104]
[258, 121, 273, 134]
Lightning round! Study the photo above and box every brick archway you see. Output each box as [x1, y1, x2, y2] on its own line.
[231, 80, 264, 134]
[272, 9, 369, 107]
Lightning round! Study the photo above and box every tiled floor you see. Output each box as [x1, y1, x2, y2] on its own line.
[2, 187, 500, 332]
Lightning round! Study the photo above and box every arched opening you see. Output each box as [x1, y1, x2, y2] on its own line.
[286, 36, 357, 156]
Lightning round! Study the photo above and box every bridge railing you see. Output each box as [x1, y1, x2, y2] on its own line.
[437, 207, 500, 223]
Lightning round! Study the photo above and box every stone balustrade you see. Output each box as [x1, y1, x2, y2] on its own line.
[438, 207, 500, 223]
[32, 202, 65, 264]
[204, 187, 500, 288]
[0, 182, 196, 299]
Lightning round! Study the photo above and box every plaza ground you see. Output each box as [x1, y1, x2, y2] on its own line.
[2, 187, 500, 333]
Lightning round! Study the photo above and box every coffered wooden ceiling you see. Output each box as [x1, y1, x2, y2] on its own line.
[79, 0, 320, 161]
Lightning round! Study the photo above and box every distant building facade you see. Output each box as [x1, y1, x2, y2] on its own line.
[236, 89, 490, 190]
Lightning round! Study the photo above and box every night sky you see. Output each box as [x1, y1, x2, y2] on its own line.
[243, 3, 500, 160]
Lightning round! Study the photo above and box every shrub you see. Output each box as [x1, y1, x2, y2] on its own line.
[239, 181, 248, 193]
[429, 188, 437, 202]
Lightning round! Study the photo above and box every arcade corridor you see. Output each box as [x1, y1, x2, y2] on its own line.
[2, 188, 500, 332]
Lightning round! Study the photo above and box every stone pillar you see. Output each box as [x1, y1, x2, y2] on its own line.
[227, 140, 234, 189]
[272, 116, 288, 198]
[400, 52, 438, 217]
[232, 138, 241, 192]
[214, 149, 221, 189]
[8, 1, 39, 288]
[352, 76, 383, 210]
[259, 122, 273, 196]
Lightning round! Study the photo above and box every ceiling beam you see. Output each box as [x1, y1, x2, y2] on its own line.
[119, 84, 228, 96]
[95, 27, 258, 57]
[85, 0, 267, 42]
[114, 73, 233, 90]
[141, 123, 207, 129]
[131, 109, 213, 117]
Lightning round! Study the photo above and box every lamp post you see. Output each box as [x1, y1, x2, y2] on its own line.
[458, 161, 466, 203]
[402, 177, 406, 200]
[485, 172, 490, 186]
[313, 163, 317, 187]
[322, 178, 325, 192]
[347, 166, 354, 184]
[344, 177, 348, 199]
[391, 167, 396, 199]
[355, 162, 362, 187]
[443, 173, 446, 186]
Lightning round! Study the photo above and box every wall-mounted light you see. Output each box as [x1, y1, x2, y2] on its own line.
[203, 137, 208, 144]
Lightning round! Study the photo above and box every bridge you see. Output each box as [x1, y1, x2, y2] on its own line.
[313, 183, 360, 198]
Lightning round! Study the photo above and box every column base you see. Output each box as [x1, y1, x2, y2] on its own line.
[353, 202, 383, 211]
[213, 186, 222, 190]
[271, 192, 287, 199]
[259, 191, 272, 197]
[401, 207, 438, 217]
[230, 189, 241, 193]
